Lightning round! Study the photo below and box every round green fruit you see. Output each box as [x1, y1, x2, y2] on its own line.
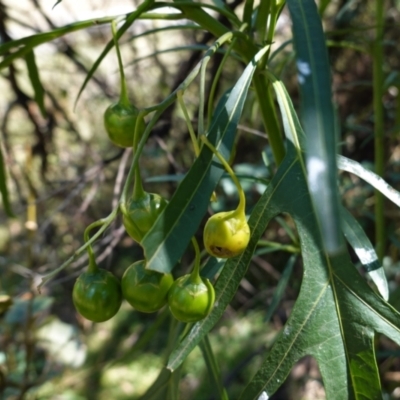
[72, 269, 122, 323]
[104, 102, 145, 148]
[168, 275, 215, 323]
[121, 260, 174, 313]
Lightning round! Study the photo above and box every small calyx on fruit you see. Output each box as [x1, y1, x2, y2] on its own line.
[104, 103, 145, 148]
[200, 135, 250, 258]
[168, 274, 215, 323]
[204, 209, 250, 258]
[168, 237, 215, 323]
[73, 266, 122, 323]
[72, 224, 122, 323]
[122, 192, 168, 243]
[121, 260, 174, 313]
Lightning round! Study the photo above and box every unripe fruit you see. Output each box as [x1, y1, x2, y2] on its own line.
[121, 260, 174, 313]
[204, 210, 250, 258]
[104, 103, 145, 148]
[122, 193, 168, 243]
[168, 274, 215, 323]
[72, 269, 122, 323]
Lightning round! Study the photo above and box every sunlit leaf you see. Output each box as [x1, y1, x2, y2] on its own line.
[288, 0, 343, 254]
[341, 206, 389, 301]
[338, 155, 400, 207]
[164, 5, 400, 394]
[238, 148, 399, 399]
[143, 46, 270, 274]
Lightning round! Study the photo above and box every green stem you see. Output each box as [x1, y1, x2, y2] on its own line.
[198, 57, 208, 137]
[38, 208, 118, 291]
[172, 2, 286, 165]
[177, 90, 200, 156]
[206, 38, 237, 130]
[255, 75, 285, 164]
[132, 111, 147, 201]
[84, 220, 106, 273]
[200, 135, 246, 214]
[199, 335, 229, 400]
[119, 30, 244, 208]
[255, 0, 271, 43]
[257, 239, 300, 254]
[198, 31, 235, 136]
[111, 20, 130, 107]
[373, 0, 385, 261]
[119, 36, 227, 209]
[243, 0, 255, 32]
[190, 237, 202, 284]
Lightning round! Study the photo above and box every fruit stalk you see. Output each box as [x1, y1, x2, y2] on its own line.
[111, 20, 130, 108]
[200, 135, 246, 215]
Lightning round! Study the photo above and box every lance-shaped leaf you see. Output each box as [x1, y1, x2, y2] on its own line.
[338, 155, 400, 208]
[25, 50, 46, 117]
[166, 150, 295, 372]
[238, 147, 400, 399]
[341, 206, 388, 301]
[288, 0, 343, 254]
[143, 46, 269, 274]
[0, 143, 14, 217]
[165, 36, 400, 400]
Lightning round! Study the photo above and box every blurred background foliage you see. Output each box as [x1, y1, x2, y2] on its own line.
[1, 0, 400, 399]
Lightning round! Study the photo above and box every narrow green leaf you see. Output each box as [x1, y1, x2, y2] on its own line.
[143, 46, 269, 274]
[139, 368, 172, 400]
[266, 71, 306, 158]
[341, 206, 388, 301]
[167, 148, 296, 372]
[338, 155, 400, 208]
[238, 146, 400, 399]
[25, 49, 46, 117]
[0, 15, 119, 63]
[199, 336, 229, 400]
[264, 255, 296, 322]
[287, 0, 343, 254]
[0, 142, 14, 217]
[164, 144, 400, 400]
[126, 45, 215, 67]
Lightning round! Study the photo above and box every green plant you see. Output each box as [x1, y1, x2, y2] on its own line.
[201, 135, 250, 258]
[103, 21, 145, 147]
[122, 192, 168, 243]
[1, 0, 400, 398]
[168, 238, 215, 323]
[72, 267, 122, 323]
[121, 260, 174, 313]
[72, 225, 122, 322]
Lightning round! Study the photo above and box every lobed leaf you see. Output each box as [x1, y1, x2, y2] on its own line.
[239, 146, 400, 399]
